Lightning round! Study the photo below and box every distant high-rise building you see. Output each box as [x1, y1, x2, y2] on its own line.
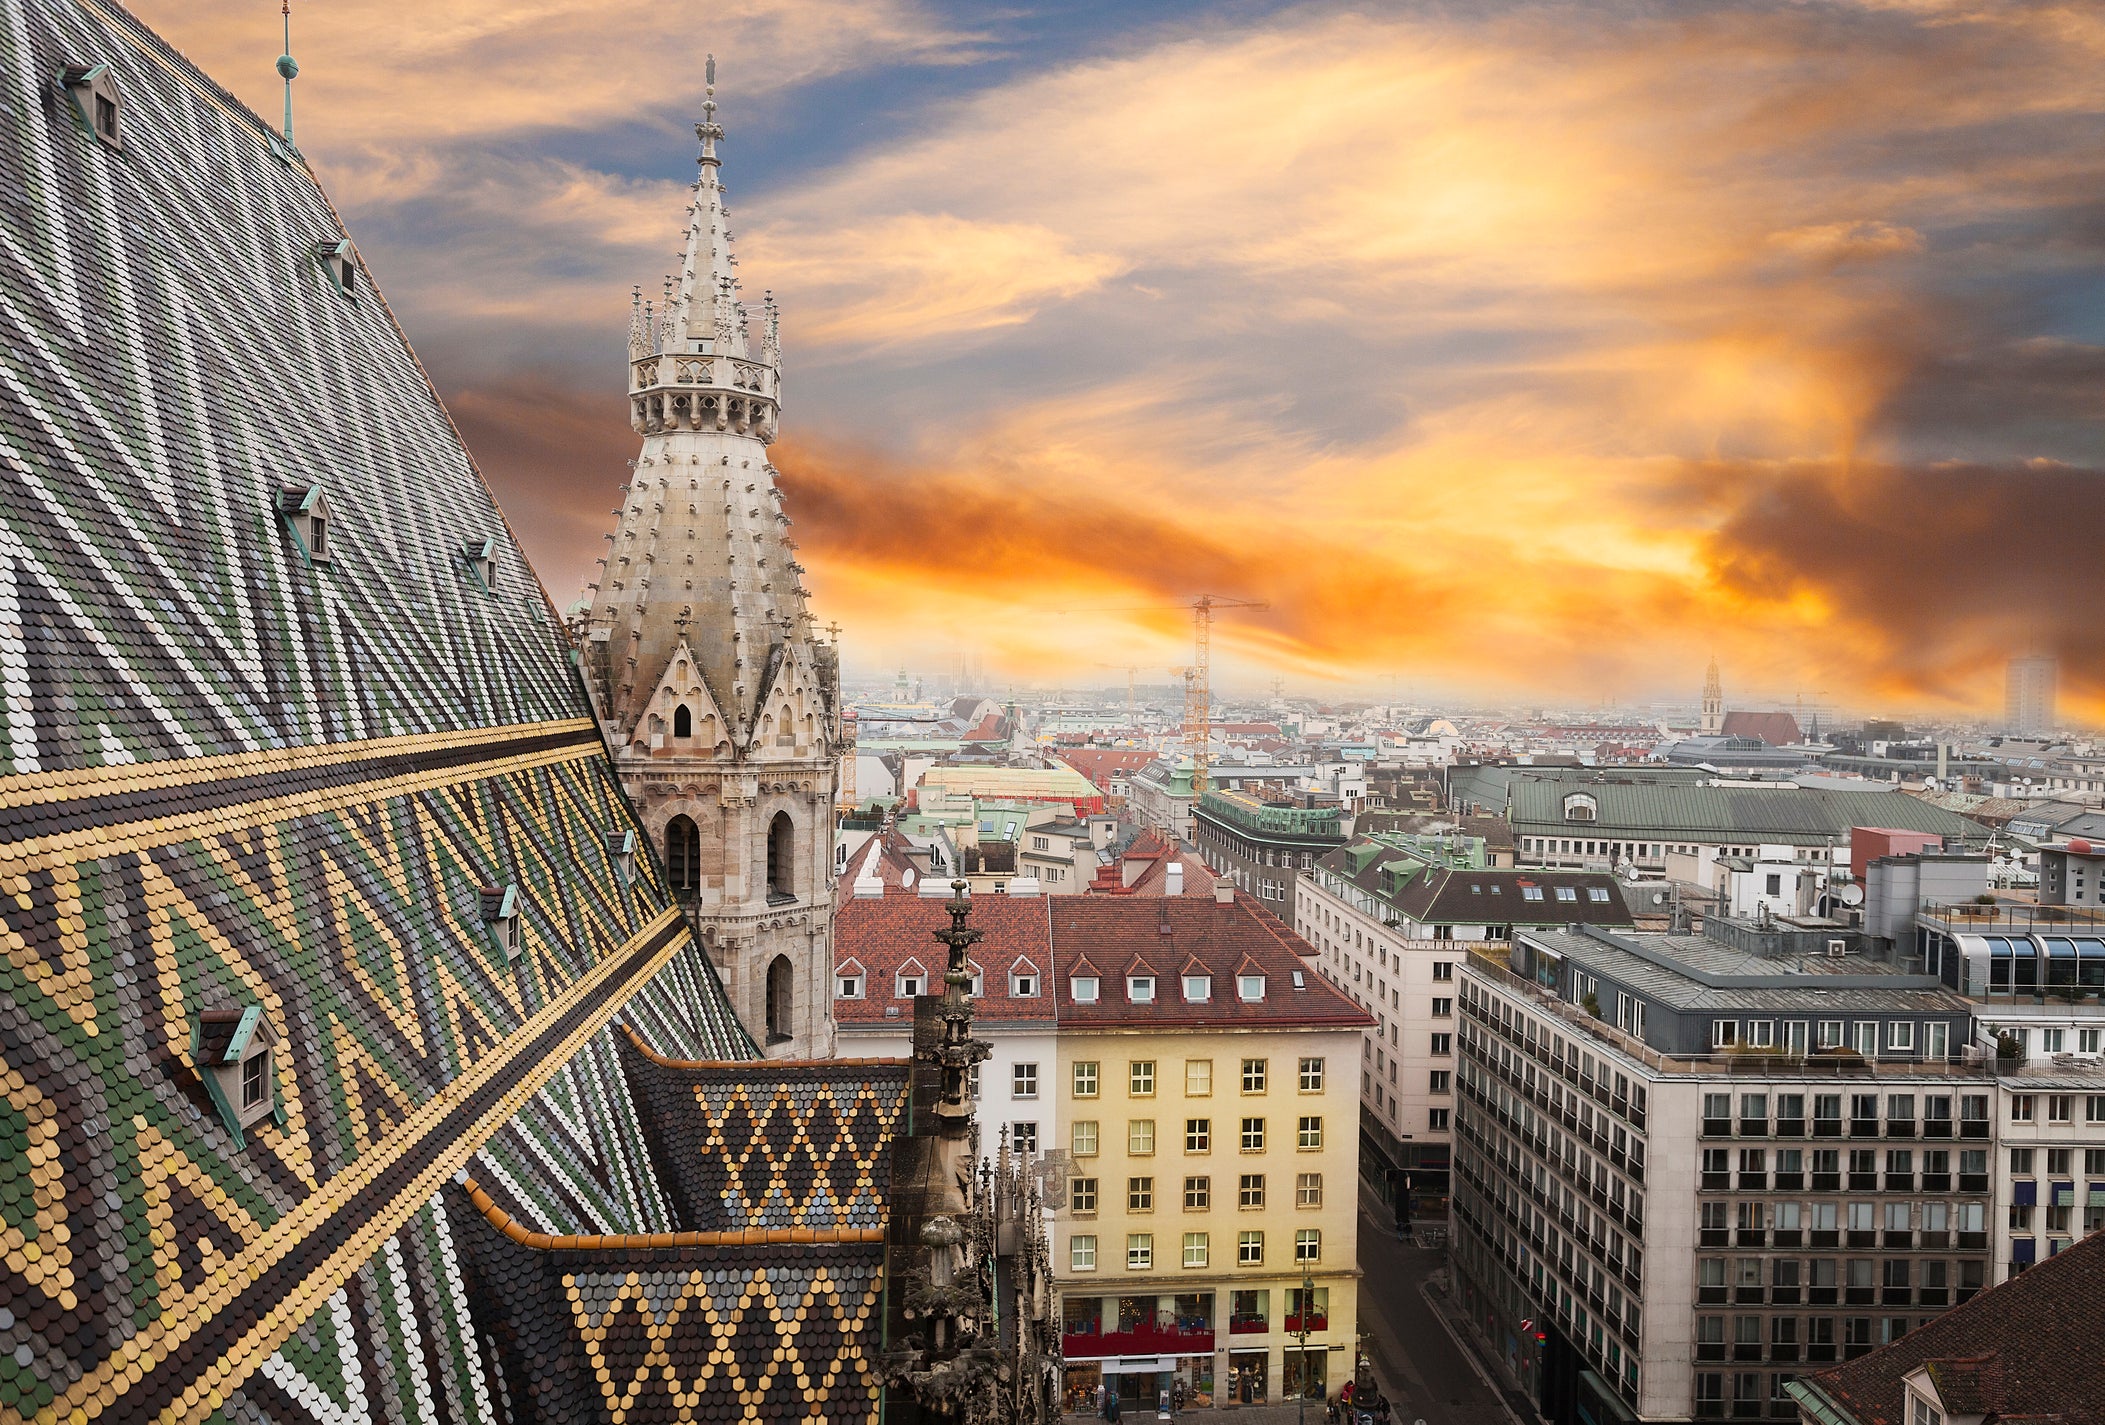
[2005, 654, 2057, 736]
[1700, 655, 1723, 735]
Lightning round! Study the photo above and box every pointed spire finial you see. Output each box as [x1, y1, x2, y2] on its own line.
[275, 0, 299, 144]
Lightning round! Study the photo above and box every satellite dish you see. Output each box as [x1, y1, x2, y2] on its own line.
[1651, 891, 1667, 906]
[1840, 884, 1864, 907]
[1620, 862, 1641, 883]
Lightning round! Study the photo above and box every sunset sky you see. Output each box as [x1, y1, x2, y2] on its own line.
[140, 0, 2105, 717]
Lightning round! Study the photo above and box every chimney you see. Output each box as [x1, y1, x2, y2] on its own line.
[1214, 882, 1234, 905]
[1166, 862, 1184, 897]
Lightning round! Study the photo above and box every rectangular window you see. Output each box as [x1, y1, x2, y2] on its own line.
[241, 1052, 268, 1109]
[1187, 1059, 1213, 1096]
[1128, 1176, 1155, 1212]
[1071, 976, 1099, 1004]
[1238, 974, 1266, 1002]
[1431, 997, 1452, 1017]
[1240, 1174, 1266, 1209]
[1239, 1231, 1264, 1265]
[1071, 1235, 1097, 1271]
[1127, 1234, 1153, 1270]
[1184, 1176, 1211, 1210]
[1298, 1116, 1324, 1149]
[1296, 1172, 1323, 1207]
[1242, 1059, 1269, 1093]
[1183, 974, 1212, 1002]
[1186, 1118, 1211, 1152]
[1430, 1032, 1452, 1056]
[1428, 1108, 1450, 1130]
[1072, 1177, 1099, 1212]
[1299, 1057, 1325, 1092]
[1013, 1063, 1039, 1099]
[1429, 1071, 1451, 1094]
[1073, 1121, 1099, 1157]
[1295, 1229, 1322, 1264]
[1129, 1120, 1156, 1155]
[1183, 1232, 1209, 1268]
[1241, 1117, 1266, 1152]
[1014, 1122, 1038, 1154]
[1127, 975, 1155, 1003]
[1074, 1062, 1099, 1098]
[1889, 1021, 1915, 1051]
[1131, 1061, 1156, 1096]
[1432, 961, 1454, 980]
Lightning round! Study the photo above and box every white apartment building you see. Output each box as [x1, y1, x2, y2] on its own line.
[1295, 834, 1632, 1216]
[834, 890, 1059, 1165]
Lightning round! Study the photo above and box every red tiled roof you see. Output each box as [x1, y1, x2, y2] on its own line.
[1799, 1226, 2105, 1425]
[1721, 710, 1801, 746]
[1055, 749, 1157, 791]
[833, 895, 1054, 1023]
[1049, 894, 1373, 1029]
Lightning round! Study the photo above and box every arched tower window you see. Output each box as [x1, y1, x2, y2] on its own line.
[666, 815, 700, 892]
[765, 955, 793, 1044]
[673, 704, 694, 738]
[767, 812, 795, 903]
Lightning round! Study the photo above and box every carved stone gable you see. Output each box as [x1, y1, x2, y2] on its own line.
[631, 638, 733, 757]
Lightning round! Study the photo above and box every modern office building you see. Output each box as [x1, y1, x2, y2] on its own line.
[1049, 891, 1371, 1409]
[1454, 922, 1991, 1424]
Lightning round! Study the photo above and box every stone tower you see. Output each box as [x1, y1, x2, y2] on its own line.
[1701, 655, 1724, 736]
[581, 60, 839, 1057]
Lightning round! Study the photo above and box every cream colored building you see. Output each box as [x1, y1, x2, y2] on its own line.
[1046, 891, 1372, 1409]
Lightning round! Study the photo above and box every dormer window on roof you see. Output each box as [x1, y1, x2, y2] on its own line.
[480, 883, 520, 965]
[1237, 973, 1266, 1002]
[461, 537, 498, 593]
[1010, 959, 1039, 997]
[1522, 886, 1545, 901]
[1127, 975, 1155, 1003]
[896, 959, 926, 998]
[276, 484, 332, 567]
[315, 239, 358, 299]
[191, 1006, 282, 1146]
[836, 960, 865, 999]
[1183, 974, 1212, 1003]
[606, 828, 636, 885]
[1071, 974, 1100, 1004]
[56, 62, 122, 150]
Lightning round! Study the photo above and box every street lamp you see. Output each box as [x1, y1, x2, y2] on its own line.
[1296, 1265, 1315, 1425]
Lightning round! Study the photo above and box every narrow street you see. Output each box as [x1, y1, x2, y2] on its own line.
[1354, 1181, 1535, 1425]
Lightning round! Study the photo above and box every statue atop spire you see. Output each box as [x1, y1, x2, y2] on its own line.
[698, 54, 724, 165]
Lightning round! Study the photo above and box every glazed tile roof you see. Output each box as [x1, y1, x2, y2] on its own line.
[834, 894, 1055, 1024]
[1050, 894, 1373, 1029]
[0, 4, 906, 1422]
[619, 1028, 910, 1232]
[1792, 1224, 2105, 1425]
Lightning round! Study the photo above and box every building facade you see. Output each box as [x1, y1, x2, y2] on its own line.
[2005, 654, 2058, 737]
[1192, 787, 1347, 918]
[1454, 925, 1992, 1424]
[1049, 893, 1371, 1409]
[1296, 834, 1633, 1215]
[579, 78, 841, 1056]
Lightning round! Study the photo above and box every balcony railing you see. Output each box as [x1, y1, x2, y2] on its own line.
[1228, 1314, 1270, 1336]
[1061, 1321, 1215, 1359]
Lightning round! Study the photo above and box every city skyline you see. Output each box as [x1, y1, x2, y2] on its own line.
[141, 0, 2105, 715]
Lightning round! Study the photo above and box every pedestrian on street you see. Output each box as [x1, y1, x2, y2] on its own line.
[1106, 1390, 1121, 1422]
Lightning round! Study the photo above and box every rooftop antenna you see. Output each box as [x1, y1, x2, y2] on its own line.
[275, 1, 298, 145]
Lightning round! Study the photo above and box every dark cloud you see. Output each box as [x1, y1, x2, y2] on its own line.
[1688, 458, 2105, 704]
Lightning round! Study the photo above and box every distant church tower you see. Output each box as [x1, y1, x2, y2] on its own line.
[1701, 656, 1723, 735]
[581, 61, 839, 1057]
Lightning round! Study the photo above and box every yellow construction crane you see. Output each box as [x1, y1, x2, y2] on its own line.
[1059, 596, 1270, 795]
